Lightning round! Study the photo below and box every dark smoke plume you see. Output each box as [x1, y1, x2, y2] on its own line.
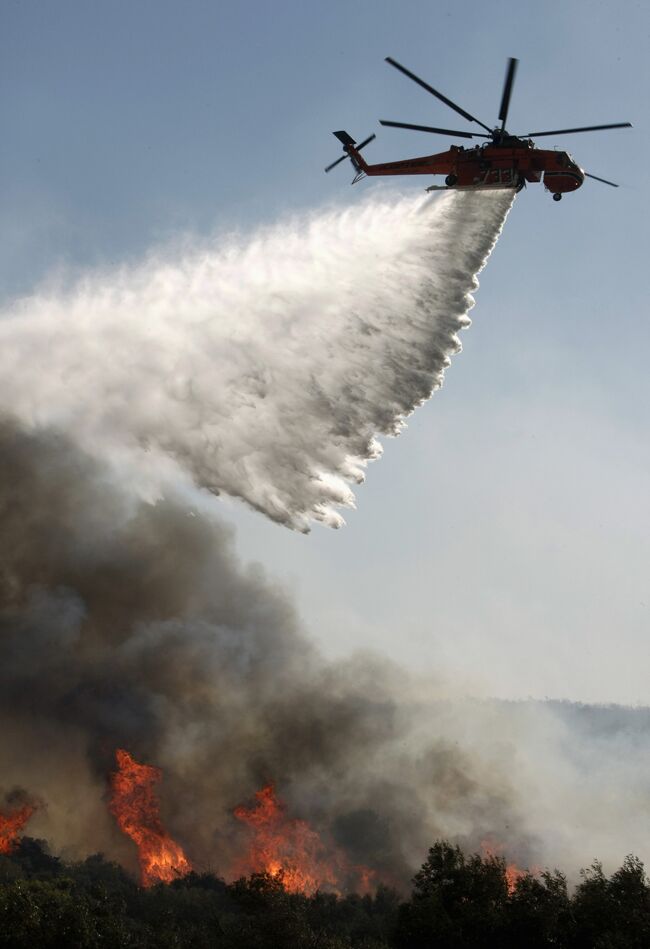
[3, 419, 646, 885]
[0, 418, 524, 883]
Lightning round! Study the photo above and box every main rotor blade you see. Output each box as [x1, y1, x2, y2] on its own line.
[385, 56, 493, 134]
[525, 122, 632, 137]
[324, 154, 348, 173]
[585, 172, 619, 187]
[498, 58, 518, 131]
[380, 120, 487, 139]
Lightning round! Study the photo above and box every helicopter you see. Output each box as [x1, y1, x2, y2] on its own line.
[325, 57, 631, 201]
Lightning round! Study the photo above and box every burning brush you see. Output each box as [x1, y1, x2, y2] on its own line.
[232, 783, 375, 896]
[109, 749, 192, 887]
[481, 836, 538, 894]
[0, 790, 39, 854]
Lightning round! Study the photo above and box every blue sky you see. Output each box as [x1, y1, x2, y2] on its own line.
[2, 0, 648, 702]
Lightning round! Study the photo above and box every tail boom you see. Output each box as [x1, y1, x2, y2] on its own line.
[333, 131, 452, 178]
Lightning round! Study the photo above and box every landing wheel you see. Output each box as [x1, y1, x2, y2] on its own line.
[553, 192, 562, 202]
[516, 176, 526, 193]
[445, 174, 458, 187]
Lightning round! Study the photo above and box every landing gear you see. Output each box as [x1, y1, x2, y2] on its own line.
[445, 174, 458, 187]
[553, 192, 562, 202]
[516, 175, 526, 193]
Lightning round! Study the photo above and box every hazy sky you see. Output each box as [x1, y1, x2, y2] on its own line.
[1, 0, 648, 703]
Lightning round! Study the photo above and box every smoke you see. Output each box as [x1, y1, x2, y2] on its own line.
[0, 189, 511, 530]
[0, 417, 442, 880]
[0, 421, 577, 882]
[1, 418, 648, 886]
[1, 188, 646, 889]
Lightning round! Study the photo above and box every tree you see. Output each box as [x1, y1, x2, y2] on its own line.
[571, 856, 650, 949]
[0, 878, 130, 949]
[503, 869, 570, 948]
[395, 841, 509, 949]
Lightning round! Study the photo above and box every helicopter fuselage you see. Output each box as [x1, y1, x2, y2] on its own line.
[354, 140, 584, 195]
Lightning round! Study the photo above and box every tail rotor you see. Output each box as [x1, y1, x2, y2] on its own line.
[324, 131, 376, 181]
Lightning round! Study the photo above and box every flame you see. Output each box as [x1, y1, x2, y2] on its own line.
[109, 749, 192, 887]
[504, 862, 526, 893]
[480, 837, 531, 894]
[233, 783, 374, 896]
[0, 803, 35, 854]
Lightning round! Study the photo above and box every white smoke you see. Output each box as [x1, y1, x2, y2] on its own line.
[0, 188, 512, 530]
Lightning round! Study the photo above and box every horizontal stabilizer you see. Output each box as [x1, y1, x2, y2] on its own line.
[333, 130, 356, 147]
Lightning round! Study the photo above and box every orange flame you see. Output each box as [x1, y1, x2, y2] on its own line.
[109, 749, 192, 887]
[480, 837, 530, 894]
[233, 783, 374, 896]
[505, 862, 526, 893]
[0, 803, 35, 854]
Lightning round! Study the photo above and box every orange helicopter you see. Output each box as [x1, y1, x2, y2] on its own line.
[325, 57, 631, 201]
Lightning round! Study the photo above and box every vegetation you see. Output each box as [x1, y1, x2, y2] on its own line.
[0, 838, 648, 948]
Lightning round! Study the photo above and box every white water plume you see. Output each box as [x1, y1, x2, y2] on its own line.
[0, 189, 512, 530]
